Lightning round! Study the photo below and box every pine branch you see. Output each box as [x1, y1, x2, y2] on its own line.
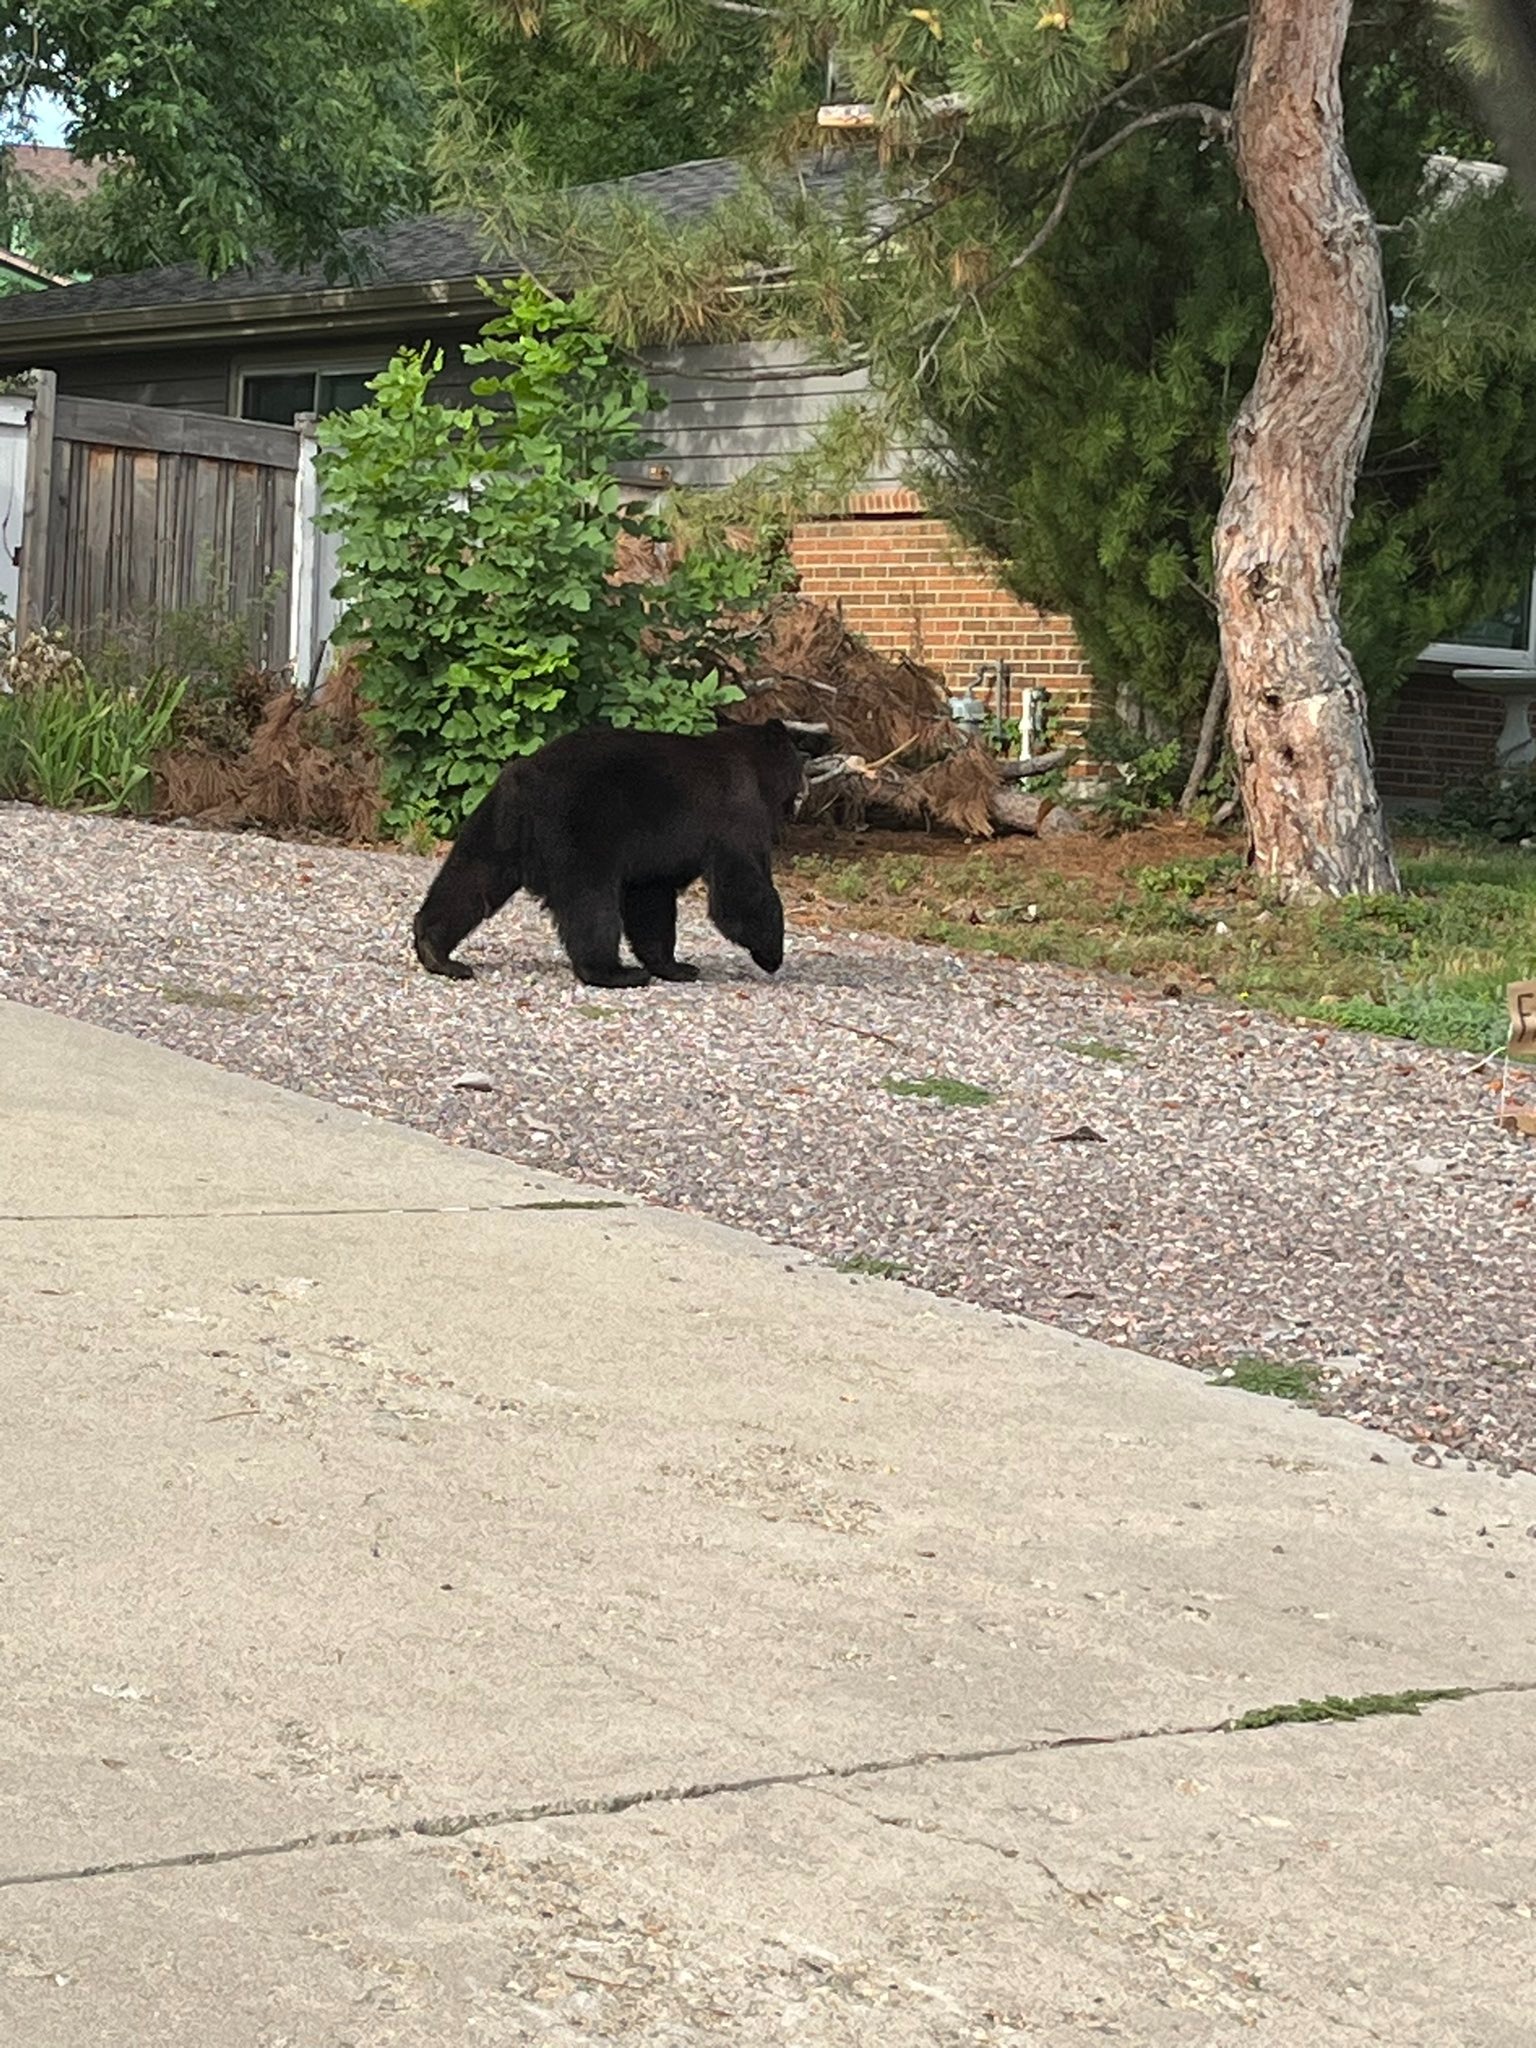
[1002, 11, 1247, 165]
[1091, 14, 1248, 124]
[987, 101, 1231, 295]
[912, 100, 1231, 381]
[822, 17, 1246, 141]
[858, 132, 970, 256]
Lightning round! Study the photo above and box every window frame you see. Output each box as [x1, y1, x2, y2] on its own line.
[231, 353, 388, 425]
[1419, 561, 1536, 670]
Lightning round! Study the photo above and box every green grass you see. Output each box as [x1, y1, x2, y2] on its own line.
[882, 1074, 997, 1108]
[1228, 1688, 1471, 1731]
[790, 832, 1536, 1054]
[835, 1254, 909, 1279]
[1210, 1357, 1323, 1404]
[158, 984, 266, 1013]
[1062, 1037, 1135, 1063]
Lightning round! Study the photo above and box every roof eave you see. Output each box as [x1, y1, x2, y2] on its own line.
[0, 274, 495, 358]
[0, 248, 71, 287]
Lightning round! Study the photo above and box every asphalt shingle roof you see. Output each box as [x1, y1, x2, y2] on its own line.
[0, 156, 850, 330]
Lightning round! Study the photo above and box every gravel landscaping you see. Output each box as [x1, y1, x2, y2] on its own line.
[4, 802, 1534, 1472]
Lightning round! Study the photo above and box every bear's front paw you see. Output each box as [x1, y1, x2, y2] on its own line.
[576, 963, 652, 989]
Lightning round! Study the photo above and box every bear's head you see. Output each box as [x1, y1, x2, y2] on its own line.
[762, 717, 837, 819]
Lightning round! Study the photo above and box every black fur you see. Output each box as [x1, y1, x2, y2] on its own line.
[412, 719, 808, 987]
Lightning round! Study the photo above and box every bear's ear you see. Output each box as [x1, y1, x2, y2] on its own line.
[779, 718, 834, 757]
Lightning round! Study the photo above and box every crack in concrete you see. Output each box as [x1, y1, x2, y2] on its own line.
[5, 1679, 1531, 1893]
[800, 1781, 1023, 1863]
[0, 1199, 629, 1223]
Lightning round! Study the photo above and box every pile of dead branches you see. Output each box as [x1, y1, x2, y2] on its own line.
[724, 601, 1062, 837]
[157, 648, 381, 840]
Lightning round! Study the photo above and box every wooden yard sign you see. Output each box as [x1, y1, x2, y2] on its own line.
[1498, 980, 1536, 1137]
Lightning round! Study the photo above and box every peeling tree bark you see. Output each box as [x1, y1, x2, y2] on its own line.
[1213, 0, 1400, 898]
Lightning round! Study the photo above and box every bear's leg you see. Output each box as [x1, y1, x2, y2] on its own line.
[621, 880, 699, 982]
[412, 803, 520, 981]
[706, 850, 785, 974]
[552, 884, 651, 988]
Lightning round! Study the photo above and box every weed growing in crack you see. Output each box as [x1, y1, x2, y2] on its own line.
[1228, 1688, 1471, 1731]
[836, 1255, 909, 1280]
[1209, 1357, 1322, 1404]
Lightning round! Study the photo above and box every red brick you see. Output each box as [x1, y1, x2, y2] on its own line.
[791, 505, 1101, 723]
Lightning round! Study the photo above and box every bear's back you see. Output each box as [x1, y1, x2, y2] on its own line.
[512, 723, 786, 889]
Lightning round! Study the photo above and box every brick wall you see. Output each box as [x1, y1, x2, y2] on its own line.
[789, 494, 1516, 802]
[790, 492, 1095, 731]
[1374, 674, 1510, 803]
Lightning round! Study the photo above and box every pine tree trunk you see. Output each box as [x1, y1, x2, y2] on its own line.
[1179, 661, 1228, 814]
[1213, 0, 1400, 898]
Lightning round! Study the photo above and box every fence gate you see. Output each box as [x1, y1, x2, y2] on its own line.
[14, 372, 321, 678]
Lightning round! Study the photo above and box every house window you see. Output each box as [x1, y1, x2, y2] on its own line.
[1452, 582, 1534, 655]
[1421, 564, 1536, 669]
[239, 367, 380, 425]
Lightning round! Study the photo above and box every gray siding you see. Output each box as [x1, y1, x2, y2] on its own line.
[47, 335, 477, 420]
[54, 348, 231, 414]
[635, 341, 899, 491]
[43, 333, 901, 493]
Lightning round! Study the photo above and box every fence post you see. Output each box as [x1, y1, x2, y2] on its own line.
[290, 411, 320, 694]
[16, 368, 57, 642]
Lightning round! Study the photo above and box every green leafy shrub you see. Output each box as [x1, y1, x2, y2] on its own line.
[318, 282, 770, 833]
[1084, 722, 1186, 830]
[1438, 769, 1536, 846]
[1135, 855, 1243, 900]
[1320, 982, 1509, 1053]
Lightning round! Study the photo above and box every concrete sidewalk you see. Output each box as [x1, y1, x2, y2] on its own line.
[1, 995, 1532, 2045]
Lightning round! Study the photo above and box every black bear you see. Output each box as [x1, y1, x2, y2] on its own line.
[412, 719, 810, 987]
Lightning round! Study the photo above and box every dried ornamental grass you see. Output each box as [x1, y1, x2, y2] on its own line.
[156, 651, 381, 841]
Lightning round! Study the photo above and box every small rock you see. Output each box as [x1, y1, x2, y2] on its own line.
[1407, 1154, 1451, 1178]
[1039, 805, 1083, 836]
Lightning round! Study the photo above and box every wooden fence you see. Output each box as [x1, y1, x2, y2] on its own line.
[11, 372, 329, 686]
